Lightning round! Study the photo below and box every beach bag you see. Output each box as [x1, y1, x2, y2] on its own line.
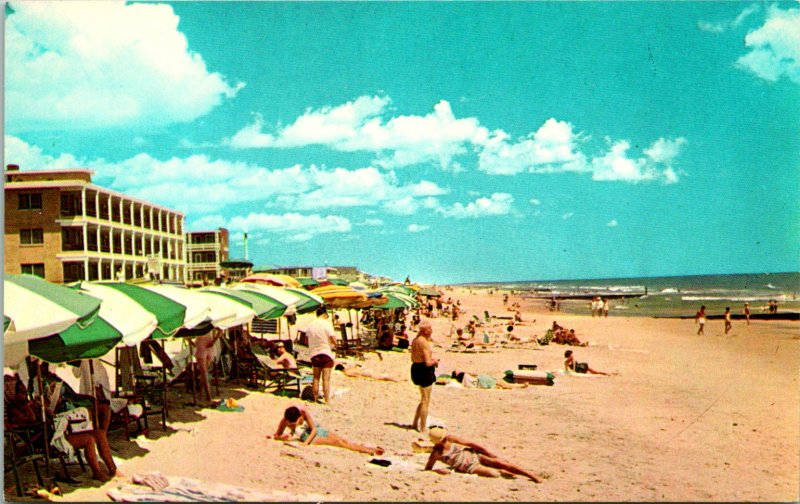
[301, 385, 315, 402]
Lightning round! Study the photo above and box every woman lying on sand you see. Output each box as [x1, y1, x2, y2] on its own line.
[449, 370, 528, 389]
[334, 362, 401, 382]
[424, 427, 542, 482]
[564, 350, 611, 375]
[267, 405, 385, 455]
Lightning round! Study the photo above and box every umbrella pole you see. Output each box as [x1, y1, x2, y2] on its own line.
[188, 339, 197, 406]
[88, 359, 100, 432]
[36, 362, 52, 478]
[213, 331, 220, 397]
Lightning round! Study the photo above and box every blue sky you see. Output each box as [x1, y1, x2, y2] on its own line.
[4, 1, 799, 284]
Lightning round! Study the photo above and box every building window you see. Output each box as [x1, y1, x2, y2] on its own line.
[18, 193, 43, 210]
[20, 228, 44, 245]
[21, 263, 45, 278]
[63, 262, 85, 283]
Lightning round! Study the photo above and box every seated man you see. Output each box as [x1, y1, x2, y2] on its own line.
[266, 405, 384, 455]
[424, 427, 542, 482]
[271, 342, 296, 370]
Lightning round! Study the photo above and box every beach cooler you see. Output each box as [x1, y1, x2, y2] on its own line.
[504, 370, 554, 386]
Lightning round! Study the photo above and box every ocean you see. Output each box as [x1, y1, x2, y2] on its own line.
[462, 272, 800, 318]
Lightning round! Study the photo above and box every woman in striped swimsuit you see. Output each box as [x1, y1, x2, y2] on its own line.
[424, 427, 542, 482]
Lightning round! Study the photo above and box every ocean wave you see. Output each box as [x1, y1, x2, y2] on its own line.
[660, 288, 678, 294]
[681, 295, 789, 302]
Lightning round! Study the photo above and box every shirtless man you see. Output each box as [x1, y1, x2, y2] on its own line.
[195, 328, 223, 403]
[411, 320, 439, 433]
[723, 307, 732, 334]
[272, 342, 296, 369]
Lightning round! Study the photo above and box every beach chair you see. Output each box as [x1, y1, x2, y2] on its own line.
[250, 344, 301, 396]
[115, 346, 168, 432]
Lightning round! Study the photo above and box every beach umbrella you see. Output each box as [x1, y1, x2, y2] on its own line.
[241, 273, 302, 288]
[311, 285, 370, 309]
[233, 283, 300, 317]
[202, 287, 286, 320]
[348, 281, 369, 291]
[189, 290, 256, 330]
[4, 274, 102, 346]
[295, 277, 320, 288]
[75, 282, 191, 339]
[140, 284, 211, 330]
[283, 287, 324, 315]
[372, 292, 417, 310]
[328, 278, 350, 286]
[418, 287, 442, 297]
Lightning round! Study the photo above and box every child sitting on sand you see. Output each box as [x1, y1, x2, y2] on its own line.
[266, 405, 384, 455]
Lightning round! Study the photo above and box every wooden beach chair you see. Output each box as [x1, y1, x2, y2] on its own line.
[250, 344, 301, 396]
[114, 346, 167, 432]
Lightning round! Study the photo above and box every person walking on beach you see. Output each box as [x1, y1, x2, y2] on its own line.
[602, 298, 610, 318]
[411, 320, 439, 433]
[305, 306, 337, 404]
[695, 305, 706, 335]
[724, 307, 732, 335]
[743, 303, 751, 325]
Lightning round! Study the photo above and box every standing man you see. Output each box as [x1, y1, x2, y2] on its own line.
[306, 306, 337, 404]
[411, 320, 439, 433]
[195, 328, 223, 404]
[743, 303, 751, 325]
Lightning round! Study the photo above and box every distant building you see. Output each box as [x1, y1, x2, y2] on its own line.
[4, 165, 187, 283]
[257, 265, 314, 278]
[186, 228, 229, 286]
[220, 258, 253, 283]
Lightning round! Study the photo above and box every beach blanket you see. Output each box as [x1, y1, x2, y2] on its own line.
[108, 472, 333, 502]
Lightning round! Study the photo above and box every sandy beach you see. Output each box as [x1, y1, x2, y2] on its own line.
[16, 287, 799, 502]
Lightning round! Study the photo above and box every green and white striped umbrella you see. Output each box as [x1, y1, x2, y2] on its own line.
[283, 287, 324, 315]
[189, 289, 257, 330]
[76, 282, 196, 339]
[201, 287, 286, 320]
[4, 274, 101, 345]
[234, 283, 302, 317]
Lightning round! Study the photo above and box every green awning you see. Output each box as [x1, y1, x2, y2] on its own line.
[296, 277, 320, 287]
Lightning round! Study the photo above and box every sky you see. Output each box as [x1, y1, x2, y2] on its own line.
[4, 1, 799, 284]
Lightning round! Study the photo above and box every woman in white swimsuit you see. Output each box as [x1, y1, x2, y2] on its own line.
[424, 427, 542, 482]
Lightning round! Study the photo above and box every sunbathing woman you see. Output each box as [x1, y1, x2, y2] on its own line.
[334, 362, 400, 382]
[564, 350, 610, 375]
[424, 427, 542, 482]
[267, 405, 384, 455]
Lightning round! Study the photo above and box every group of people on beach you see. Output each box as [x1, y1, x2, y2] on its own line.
[590, 297, 610, 318]
[695, 302, 761, 335]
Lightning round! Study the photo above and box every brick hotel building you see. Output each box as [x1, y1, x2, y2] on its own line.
[4, 165, 187, 284]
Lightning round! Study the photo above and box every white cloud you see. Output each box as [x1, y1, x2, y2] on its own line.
[228, 97, 489, 170]
[591, 138, 685, 184]
[529, 198, 541, 206]
[607, 219, 618, 227]
[359, 218, 384, 226]
[736, 5, 800, 84]
[227, 212, 352, 242]
[562, 212, 574, 220]
[436, 193, 514, 219]
[5, 2, 243, 131]
[477, 118, 588, 175]
[698, 4, 759, 33]
[3, 135, 84, 170]
[407, 224, 430, 233]
[189, 214, 227, 231]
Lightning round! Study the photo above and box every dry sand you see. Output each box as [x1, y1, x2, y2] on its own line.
[16, 287, 800, 502]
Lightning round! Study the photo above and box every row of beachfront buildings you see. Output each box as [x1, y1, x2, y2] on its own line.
[4, 164, 378, 286]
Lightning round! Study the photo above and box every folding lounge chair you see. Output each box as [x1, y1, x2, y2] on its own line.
[250, 345, 301, 396]
[115, 346, 168, 432]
